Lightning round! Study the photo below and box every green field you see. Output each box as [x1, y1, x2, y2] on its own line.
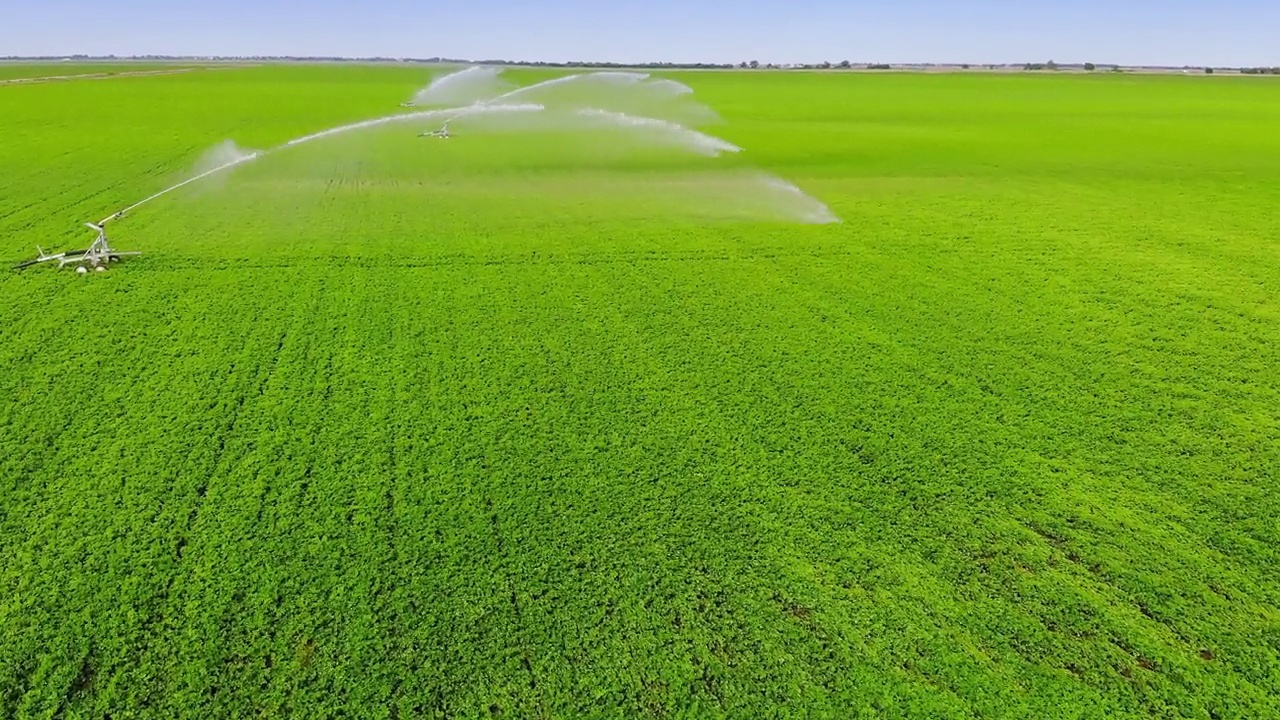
[2, 65, 1278, 718]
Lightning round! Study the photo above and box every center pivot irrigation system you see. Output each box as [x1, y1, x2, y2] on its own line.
[13, 217, 139, 274]
[419, 120, 452, 139]
[11, 66, 833, 274]
[12, 148, 262, 274]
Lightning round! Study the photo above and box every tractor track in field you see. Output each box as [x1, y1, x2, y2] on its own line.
[117, 248, 861, 273]
[0, 65, 253, 86]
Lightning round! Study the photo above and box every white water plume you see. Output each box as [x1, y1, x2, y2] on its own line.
[98, 105, 543, 220]
[408, 66, 512, 106]
[648, 78, 694, 96]
[755, 175, 841, 224]
[102, 142, 260, 223]
[486, 71, 649, 105]
[574, 108, 739, 156]
[99, 71, 833, 228]
[480, 71, 718, 126]
[604, 170, 838, 224]
[284, 103, 544, 147]
[598, 171, 839, 225]
[193, 140, 257, 175]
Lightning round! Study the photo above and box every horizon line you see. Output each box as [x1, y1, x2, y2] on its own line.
[4, 55, 1278, 71]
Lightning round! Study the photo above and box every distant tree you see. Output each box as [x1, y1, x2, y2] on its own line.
[1205, 67, 1214, 74]
[819, 61, 832, 69]
[839, 60, 850, 69]
[867, 63, 891, 70]
[1046, 59, 1058, 70]
[1084, 62, 1096, 71]
[749, 60, 759, 69]
[961, 63, 970, 69]
[738, 61, 748, 69]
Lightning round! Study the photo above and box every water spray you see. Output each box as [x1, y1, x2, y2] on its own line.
[484, 71, 649, 105]
[404, 66, 512, 107]
[573, 108, 740, 156]
[103, 151, 263, 224]
[285, 103, 543, 147]
[14, 69, 836, 274]
[11, 106, 535, 273]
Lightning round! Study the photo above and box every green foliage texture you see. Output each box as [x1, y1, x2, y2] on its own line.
[1, 65, 1278, 718]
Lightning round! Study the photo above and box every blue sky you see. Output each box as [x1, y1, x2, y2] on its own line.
[3, 1, 1277, 66]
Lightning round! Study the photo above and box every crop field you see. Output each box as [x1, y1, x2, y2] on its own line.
[1, 65, 1279, 718]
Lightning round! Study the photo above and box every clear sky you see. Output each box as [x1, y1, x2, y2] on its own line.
[4, 1, 1277, 67]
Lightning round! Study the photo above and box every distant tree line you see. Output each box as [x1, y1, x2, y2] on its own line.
[4, 55, 1279, 76]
